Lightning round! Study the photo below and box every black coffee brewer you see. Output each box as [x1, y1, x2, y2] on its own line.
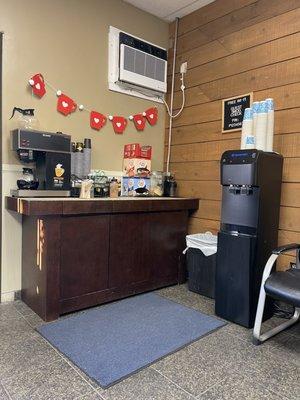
[11, 129, 71, 197]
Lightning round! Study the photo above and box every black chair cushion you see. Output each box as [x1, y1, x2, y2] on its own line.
[264, 269, 300, 307]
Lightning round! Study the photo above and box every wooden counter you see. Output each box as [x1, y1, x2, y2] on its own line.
[6, 197, 198, 321]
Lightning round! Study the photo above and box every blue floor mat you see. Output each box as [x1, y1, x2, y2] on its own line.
[37, 292, 225, 388]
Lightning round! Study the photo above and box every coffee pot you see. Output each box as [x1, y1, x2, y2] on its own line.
[10, 107, 40, 130]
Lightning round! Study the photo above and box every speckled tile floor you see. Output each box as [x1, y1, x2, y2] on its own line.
[0, 284, 299, 399]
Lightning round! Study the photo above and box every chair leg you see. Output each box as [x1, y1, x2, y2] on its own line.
[253, 307, 300, 345]
[253, 253, 278, 345]
[253, 283, 267, 345]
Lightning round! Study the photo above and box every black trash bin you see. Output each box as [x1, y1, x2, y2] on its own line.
[185, 233, 217, 299]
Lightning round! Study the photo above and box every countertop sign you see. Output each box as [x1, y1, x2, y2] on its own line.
[222, 93, 253, 133]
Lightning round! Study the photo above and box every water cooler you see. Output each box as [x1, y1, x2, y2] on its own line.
[215, 149, 283, 328]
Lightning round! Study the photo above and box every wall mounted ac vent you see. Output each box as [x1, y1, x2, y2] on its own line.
[108, 26, 167, 103]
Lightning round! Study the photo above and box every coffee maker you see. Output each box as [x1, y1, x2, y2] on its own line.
[215, 149, 283, 328]
[11, 129, 71, 197]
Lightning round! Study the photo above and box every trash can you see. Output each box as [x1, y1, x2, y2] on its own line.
[184, 232, 217, 299]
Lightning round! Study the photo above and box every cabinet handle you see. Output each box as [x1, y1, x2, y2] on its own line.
[37, 219, 44, 270]
[36, 219, 40, 267]
[17, 198, 24, 213]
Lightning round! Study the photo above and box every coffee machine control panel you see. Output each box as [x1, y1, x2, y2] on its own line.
[221, 150, 258, 165]
[12, 129, 71, 153]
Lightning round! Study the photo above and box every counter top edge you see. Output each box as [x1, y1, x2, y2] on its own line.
[6, 196, 199, 215]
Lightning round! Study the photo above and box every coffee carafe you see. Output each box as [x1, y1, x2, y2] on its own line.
[10, 107, 40, 130]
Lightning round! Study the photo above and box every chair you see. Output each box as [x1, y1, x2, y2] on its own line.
[253, 243, 300, 345]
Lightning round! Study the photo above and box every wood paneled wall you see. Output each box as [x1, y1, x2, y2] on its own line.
[166, 0, 300, 270]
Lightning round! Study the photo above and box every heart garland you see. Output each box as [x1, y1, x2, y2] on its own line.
[28, 73, 46, 98]
[108, 115, 127, 134]
[27, 73, 158, 132]
[129, 113, 146, 131]
[143, 107, 158, 126]
[57, 93, 77, 116]
[90, 111, 107, 130]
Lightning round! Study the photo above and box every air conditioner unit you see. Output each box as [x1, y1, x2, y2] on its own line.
[108, 26, 167, 103]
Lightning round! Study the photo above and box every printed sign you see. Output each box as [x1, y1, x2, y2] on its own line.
[222, 93, 253, 133]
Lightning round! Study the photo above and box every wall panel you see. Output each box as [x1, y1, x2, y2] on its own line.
[175, 0, 300, 54]
[166, 0, 300, 269]
[169, 8, 300, 75]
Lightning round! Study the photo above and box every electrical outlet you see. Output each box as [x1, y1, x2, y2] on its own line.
[180, 62, 187, 74]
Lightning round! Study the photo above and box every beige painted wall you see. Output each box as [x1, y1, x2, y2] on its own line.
[1, 0, 168, 170]
[0, 0, 168, 299]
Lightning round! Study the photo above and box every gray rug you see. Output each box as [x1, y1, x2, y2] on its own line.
[37, 292, 225, 388]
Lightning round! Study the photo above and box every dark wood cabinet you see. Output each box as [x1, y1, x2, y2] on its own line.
[60, 215, 110, 300]
[109, 213, 151, 288]
[7, 197, 198, 321]
[149, 211, 187, 282]
[108, 211, 187, 289]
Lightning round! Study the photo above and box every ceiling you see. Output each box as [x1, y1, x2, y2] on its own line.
[124, 0, 215, 22]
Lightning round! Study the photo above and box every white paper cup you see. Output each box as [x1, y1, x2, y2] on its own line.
[241, 108, 253, 149]
[256, 101, 268, 151]
[266, 98, 275, 152]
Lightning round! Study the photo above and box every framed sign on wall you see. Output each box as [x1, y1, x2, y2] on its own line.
[222, 93, 253, 133]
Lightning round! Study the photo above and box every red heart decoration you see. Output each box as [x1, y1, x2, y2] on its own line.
[29, 73, 46, 98]
[132, 114, 146, 131]
[144, 107, 158, 126]
[109, 116, 127, 134]
[57, 94, 77, 116]
[90, 111, 107, 130]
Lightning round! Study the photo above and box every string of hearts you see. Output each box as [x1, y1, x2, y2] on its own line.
[28, 73, 158, 134]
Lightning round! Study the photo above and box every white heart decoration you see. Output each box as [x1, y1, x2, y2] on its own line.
[94, 118, 100, 123]
[62, 101, 68, 108]
[149, 113, 154, 119]
[137, 120, 142, 125]
[35, 83, 41, 90]
[116, 122, 122, 128]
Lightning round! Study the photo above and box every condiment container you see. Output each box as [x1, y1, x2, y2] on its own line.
[150, 171, 164, 197]
[164, 174, 177, 197]
[110, 177, 119, 198]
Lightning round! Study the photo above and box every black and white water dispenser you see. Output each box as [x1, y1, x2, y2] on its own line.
[215, 150, 283, 328]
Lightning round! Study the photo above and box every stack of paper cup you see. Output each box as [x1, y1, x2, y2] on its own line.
[73, 151, 79, 177]
[83, 138, 92, 178]
[252, 101, 260, 138]
[255, 101, 268, 150]
[245, 135, 255, 149]
[241, 108, 254, 149]
[265, 98, 275, 152]
[73, 150, 84, 179]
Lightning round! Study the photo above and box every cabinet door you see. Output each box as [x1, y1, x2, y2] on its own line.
[60, 215, 109, 300]
[215, 231, 258, 328]
[109, 213, 150, 288]
[149, 211, 187, 282]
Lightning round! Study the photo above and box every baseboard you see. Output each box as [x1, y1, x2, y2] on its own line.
[14, 290, 21, 300]
[2, 164, 23, 173]
[1, 289, 20, 302]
